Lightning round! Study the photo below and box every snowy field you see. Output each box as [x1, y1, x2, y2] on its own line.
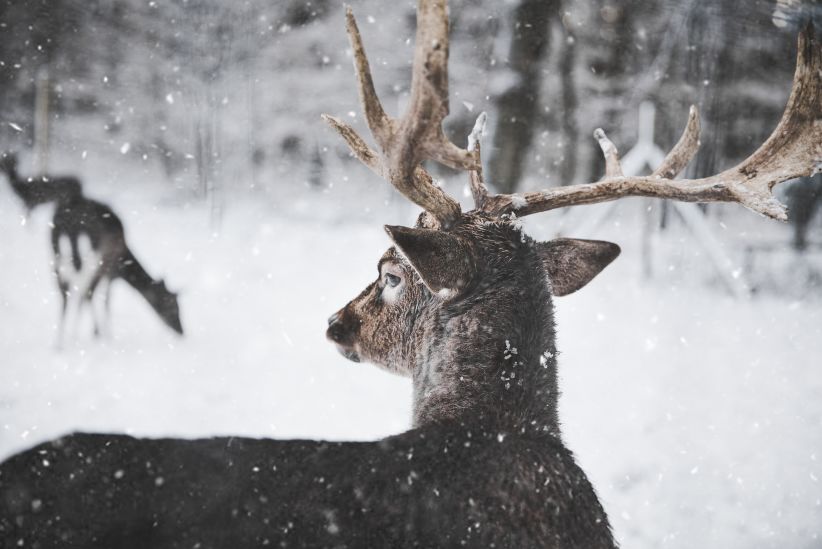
[1, 154, 821, 549]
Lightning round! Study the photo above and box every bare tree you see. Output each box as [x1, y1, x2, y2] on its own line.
[487, 0, 558, 194]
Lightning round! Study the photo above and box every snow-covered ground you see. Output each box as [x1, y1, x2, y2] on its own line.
[1, 154, 820, 549]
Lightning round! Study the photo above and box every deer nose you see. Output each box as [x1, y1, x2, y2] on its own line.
[327, 312, 341, 326]
[327, 320, 347, 344]
[326, 310, 350, 344]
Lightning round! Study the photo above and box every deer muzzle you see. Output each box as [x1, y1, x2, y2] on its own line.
[326, 309, 360, 362]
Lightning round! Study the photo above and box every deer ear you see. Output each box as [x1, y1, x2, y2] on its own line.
[535, 238, 620, 296]
[385, 225, 474, 297]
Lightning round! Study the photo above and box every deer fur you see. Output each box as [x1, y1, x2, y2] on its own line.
[328, 213, 619, 433]
[1, 152, 183, 342]
[0, 210, 619, 548]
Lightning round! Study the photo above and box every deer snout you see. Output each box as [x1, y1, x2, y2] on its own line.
[326, 309, 361, 362]
[326, 310, 350, 344]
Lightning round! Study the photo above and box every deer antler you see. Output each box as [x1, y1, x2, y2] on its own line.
[475, 24, 822, 222]
[322, 1, 480, 229]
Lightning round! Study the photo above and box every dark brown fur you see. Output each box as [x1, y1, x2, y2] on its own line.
[0, 211, 618, 548]
[328, 212, 618, 434]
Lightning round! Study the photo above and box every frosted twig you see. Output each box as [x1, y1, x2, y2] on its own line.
[467, 111, 487, 152]
[593, 128, 623, 178]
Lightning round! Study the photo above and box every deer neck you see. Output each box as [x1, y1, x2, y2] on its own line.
[2, 165, 24, 194]
[410, 270, 560, 437]
[119, 250, 159, 295]
[1, 165, 17, 183]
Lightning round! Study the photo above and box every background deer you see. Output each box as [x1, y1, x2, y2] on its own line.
[0, 2, 819, 547]
[0, 152, 183, 343]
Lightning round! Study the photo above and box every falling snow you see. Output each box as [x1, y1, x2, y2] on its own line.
[0, 1, 819, 548]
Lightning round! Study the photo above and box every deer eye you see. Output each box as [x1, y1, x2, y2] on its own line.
[384, 273, 401, 288]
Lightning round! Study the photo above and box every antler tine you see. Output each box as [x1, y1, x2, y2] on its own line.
[402, 0, 450, 165]
[322, 112, 450, 212]
[653, 105, 701, 179]
[324, 1, 484, 229]
[467, 112, 489, 209]
[593, 129, 624, 178]
[480, 24, 821, 222]
[321, 114, 382, 175]
[720, 21, 822, 219]
[406, 1, 479, 172]
[344, 7, 394, 150]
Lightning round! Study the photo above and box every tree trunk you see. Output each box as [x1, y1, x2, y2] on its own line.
[682, 0, 730, 182]
[488, 0, 556, 194]
[558, 21, 578, 186]
[785, 175, 822, 252]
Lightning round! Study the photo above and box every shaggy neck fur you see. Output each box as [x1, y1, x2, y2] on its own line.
[409, 221, 561, 437]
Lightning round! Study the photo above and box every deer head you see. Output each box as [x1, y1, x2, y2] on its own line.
[324, 1, 821, 431]
[327, 210, 618, 430]
[144, 279, 183, 335]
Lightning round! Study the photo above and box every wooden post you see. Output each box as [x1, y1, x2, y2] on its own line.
[34, 66, 50, 175]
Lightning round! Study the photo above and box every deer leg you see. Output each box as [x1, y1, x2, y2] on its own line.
[69, 288, 85, 341]
[56, 276, 83, 346]
[54, 274, 69, 351]
[87, 286, 101, 338]
[54, 234, 87, 341]
[70, 234, 103, 339]
[88, 275, 111, 339]
[85, 269, 105, 339]
[103, 279, 113, 337]
[52, 234, 76, 349]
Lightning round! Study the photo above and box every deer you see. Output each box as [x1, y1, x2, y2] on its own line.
[0, 1, 819, 547]
[1, 152, 183, 344]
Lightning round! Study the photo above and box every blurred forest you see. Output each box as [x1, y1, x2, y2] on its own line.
[0, 0, 820, 278]
[1, 5, 821, 546]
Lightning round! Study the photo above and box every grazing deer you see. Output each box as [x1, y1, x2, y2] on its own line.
[1, 2, 819, 547]
[0, 153, 183, 343]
